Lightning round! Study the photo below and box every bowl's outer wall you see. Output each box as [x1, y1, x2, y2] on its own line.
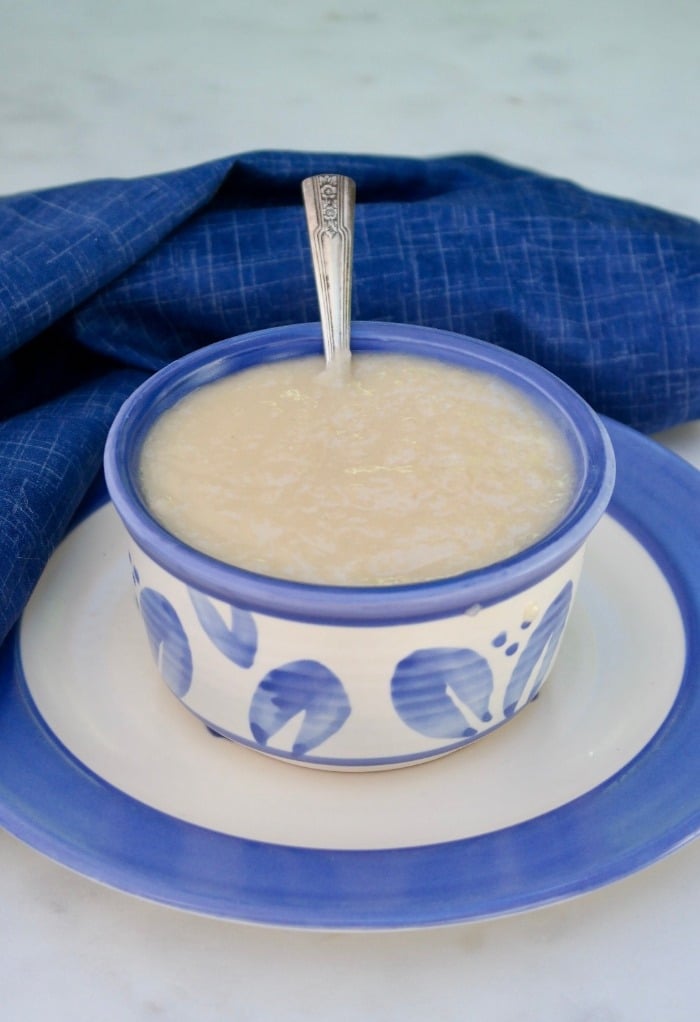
[128, 539, 585, 769]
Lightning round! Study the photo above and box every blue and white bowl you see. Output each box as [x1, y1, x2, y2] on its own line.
[104, 322, 615, 771]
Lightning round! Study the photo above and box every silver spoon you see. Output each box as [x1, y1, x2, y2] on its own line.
[302, 174, 356, 368]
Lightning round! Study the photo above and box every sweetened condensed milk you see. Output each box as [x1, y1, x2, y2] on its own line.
[139, 353, 575, 585]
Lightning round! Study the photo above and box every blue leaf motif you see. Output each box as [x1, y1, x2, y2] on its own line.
[391, 648, 494, 739]
[249, 660, 351, 756]
[503, 581, 574, 717]
[188, 588, 257, 668]
[139, 587, 193, 697]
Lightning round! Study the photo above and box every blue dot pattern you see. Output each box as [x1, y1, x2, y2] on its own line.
[503, 581, 574, 717]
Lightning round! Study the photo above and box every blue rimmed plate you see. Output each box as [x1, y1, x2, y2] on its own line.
[0, 416, 698, 929]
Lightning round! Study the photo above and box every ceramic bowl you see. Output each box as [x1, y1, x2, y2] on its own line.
[103, 321, 615, 771]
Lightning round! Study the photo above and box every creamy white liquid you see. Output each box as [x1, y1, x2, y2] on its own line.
[139, 354, 575, 585]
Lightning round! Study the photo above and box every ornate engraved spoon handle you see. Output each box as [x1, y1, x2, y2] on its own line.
[302, 174, 356, 366]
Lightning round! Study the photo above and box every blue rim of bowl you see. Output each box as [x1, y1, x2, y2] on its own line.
[103, 322, 616, 625]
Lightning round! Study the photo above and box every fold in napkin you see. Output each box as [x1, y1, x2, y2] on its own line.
[1, 150, 699, 646]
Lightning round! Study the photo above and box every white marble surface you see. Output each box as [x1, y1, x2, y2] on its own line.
[1, 0, 699, 221]
[1, 0, 699, 1019]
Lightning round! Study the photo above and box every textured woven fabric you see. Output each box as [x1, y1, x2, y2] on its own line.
[1, 150, 699, 645]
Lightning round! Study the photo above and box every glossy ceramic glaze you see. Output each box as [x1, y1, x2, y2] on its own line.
[103, 322, 615, 770]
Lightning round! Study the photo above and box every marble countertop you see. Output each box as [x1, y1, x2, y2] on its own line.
[1, 0, 698, 1018]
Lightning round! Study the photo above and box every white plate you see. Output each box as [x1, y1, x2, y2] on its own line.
[1, 417, 699, 928]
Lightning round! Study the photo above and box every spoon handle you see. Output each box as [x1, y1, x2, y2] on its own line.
[302, 174, 356, 366]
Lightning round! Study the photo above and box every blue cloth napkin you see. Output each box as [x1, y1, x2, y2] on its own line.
[1, 150, 699, 646]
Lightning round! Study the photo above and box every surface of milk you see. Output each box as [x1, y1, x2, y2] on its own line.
[139, 353, 575, 585]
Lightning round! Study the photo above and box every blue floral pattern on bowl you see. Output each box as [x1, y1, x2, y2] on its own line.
[249, 660, 351, 756]
[188, 588, 258, 669]
[126, 546, 584, 767]
[137, 586, 193, 698]
[391, 648, 494, 739]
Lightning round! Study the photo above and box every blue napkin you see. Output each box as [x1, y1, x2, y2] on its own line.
[1, 150, 699, 646]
